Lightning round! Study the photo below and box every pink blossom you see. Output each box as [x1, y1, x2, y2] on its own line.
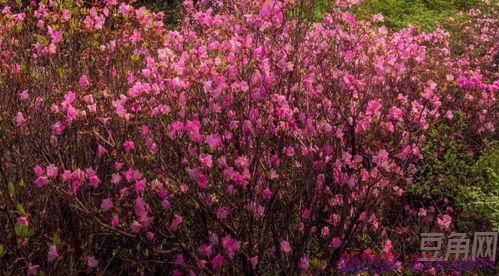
[34, 165, 44, 177]
[302, 209, 311, 220]
[88, 175, 101, 188]
[222, 236, 240, 259]
[111, 215, 120, 228]
[418, 208, 427, 217]
[217, 207, 229, 220]
[27, 265, 39, 276]
[101, 198, 114, 211]
[299, 256, 309, 271]
[61, 9, 71, 21]
[123, 141, 135, 152]
[211, 254, 224, 269]
[372, 13, 384, 23]
[445, 110, 453, 120]
[331, 237, 342, 249]
[170, 215, 183, 232]
[205, 134, 221, 150]
[131, 221, 142, 233]
[48, 28, 62, 44]
[130, 30, 142, 43]
[437, 214, 452, 230]
[197, 174, 208, 189]
[280, 240, 292, 253]
[15, 112, 25, 127]
[199, 244, 213, 257]
[262, 188, 272, 199]
[66, 105, 77, 121]
[97, 145, 108, 157]
[46, 164, 58, 178]
[18, 89, 29, 101]
[16, 216, 29, 226]
[35, 176, 48, 188]
[47, 245, 58, 262]
[79, 75, 90, 88]
[383, 239, 393, 253]
[87, 256, 98, 269]
[321, 226, 330, 237]
[199, 154, 213, 168]
[175, 254, 185, 265]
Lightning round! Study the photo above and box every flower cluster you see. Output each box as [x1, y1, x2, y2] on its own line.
[0, 0, 496, 274]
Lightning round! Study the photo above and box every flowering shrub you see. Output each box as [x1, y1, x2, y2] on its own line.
[0, 0, 496, 274]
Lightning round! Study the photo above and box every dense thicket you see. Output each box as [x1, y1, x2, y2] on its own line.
[0, 0, 497, 274]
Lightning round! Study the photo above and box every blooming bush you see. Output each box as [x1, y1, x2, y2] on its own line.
[0, 0, 496, 274]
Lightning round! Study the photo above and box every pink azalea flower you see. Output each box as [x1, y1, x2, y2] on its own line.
[47, 245, 58, 262]
[321, 226, 330, 237]
[222, 236, 241, 258]
[383, 239, 393, 253]
[97, 145, 108, 157]
[302, 209, 311, 219]
[331, 237, 342, 249]
[35, 176, 48, 188]
[372, 13, 384, 23]
[61, 9, 71, 21]
[87, 256, 98, 269]
[131, 221, 142, 233]
[129, 30, 141, 43]
[217, 207, 229, 220]
[88, 175, 101, 188]
[101, 198, 114, 211]
[111, 215, 120, 228]
[67, 105, 77, 121]
[299, 256, 309, 271]
[52, 121, 65, 136]
[199, 244, 213, 257]
[27, 265, 39, 276]
[123, 141, 135, 152]
[197, 174, 208, 189]
[16, 216, 29, 226]
[15, 112, 26, 127]
[418, 208, 427, 217]
[249, 256, 258, 269]
[18, 89, 29, 101]
[79, 75, 90, 88]
[199, 154, 213, 168]
[170, 215, 183, 232]
[33, 165, 45, 177]
[280, 240, 291, 253]
[445, 110, 453, 120]
[175, 254, 185, 265]
[45, 164, 58, 178]
[211, 254, 224, 269]
[205, 134, 221, 150]
[48, 28, 62, 44]
[262, 188, 272, 199]
[437, 214, 452, 230]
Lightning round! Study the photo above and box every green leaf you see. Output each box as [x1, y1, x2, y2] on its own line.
[15, 224, 29, 237]
[7, 182, 16, 197]
[16, 203, 26, 216]
[0, 244, 5, 259]
[52, 233, 61, 247]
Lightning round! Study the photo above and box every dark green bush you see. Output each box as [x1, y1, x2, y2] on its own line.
[408, 113, 499, 232]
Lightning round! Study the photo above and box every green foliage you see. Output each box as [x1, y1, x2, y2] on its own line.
[462, 141, 499, 231]
[0, 244, 5, 259]
[409, 115, 472, 200]
[310, 0, 494, 31]
[136, 0, 183, 28]
[408, 113, 499, 231]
